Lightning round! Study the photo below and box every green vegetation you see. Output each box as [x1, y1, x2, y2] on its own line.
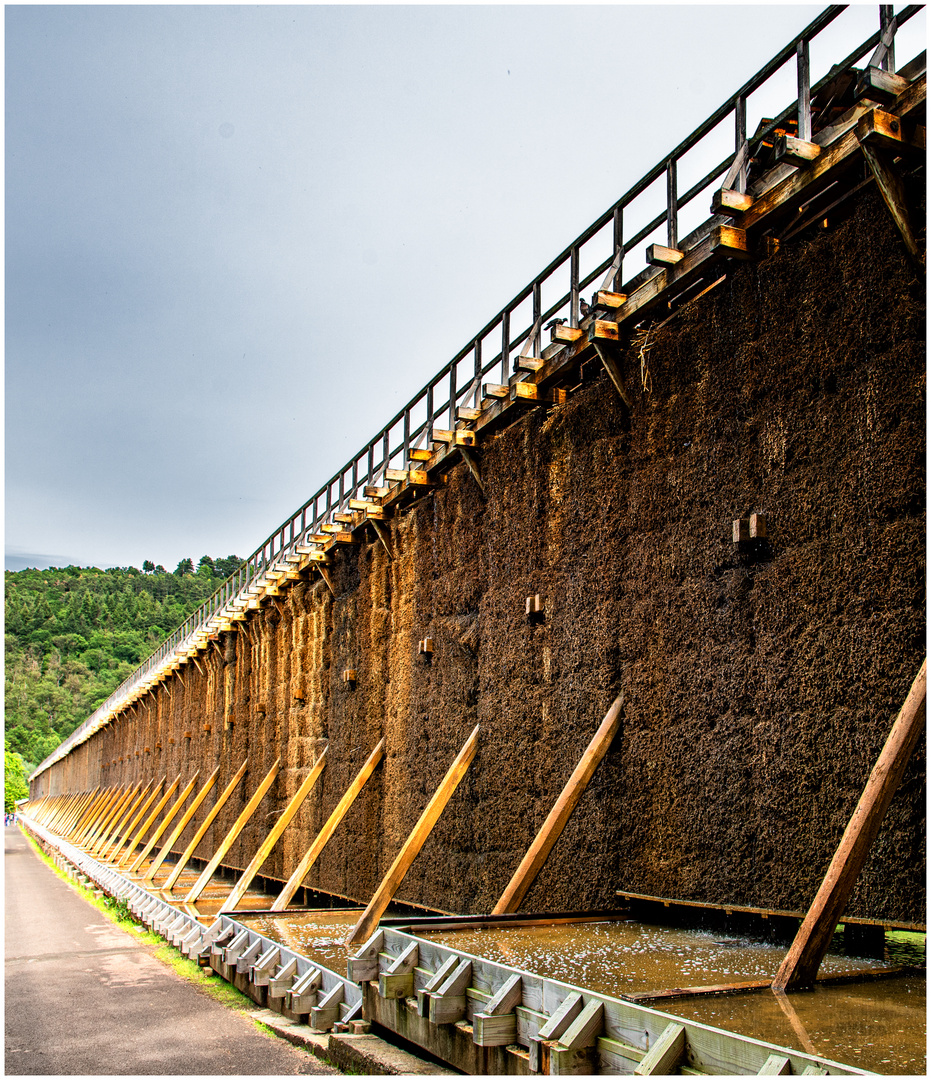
[5, 742, 29, 811]
[5, 556, 241, 773]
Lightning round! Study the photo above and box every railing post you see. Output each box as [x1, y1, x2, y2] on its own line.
[880, 5, 895, 72]
[735, 95, 747, 192]
[797, 37, 811, 142]
[473, 339, 482, 405]
[532, 282, 542, 356]
[427, 382, 434, 445]
[613, 206, 624, 290]
[570, 246, 579, 327]
[382, 429, 390, 481]
[500, 311, 510, 382]
[403, 407, 410, 464]
[666, 158, 678, 249]
[448, 361, 457, 429]
[367, 443, 374, 485]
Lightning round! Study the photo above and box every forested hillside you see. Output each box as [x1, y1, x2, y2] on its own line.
[5, 556, 241, 774]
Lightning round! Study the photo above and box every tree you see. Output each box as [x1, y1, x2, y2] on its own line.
[197, 555, 215, 575]
[174, 558, 194, 577]
[5, 743, 28, 812]
[142, 560, 155, 574]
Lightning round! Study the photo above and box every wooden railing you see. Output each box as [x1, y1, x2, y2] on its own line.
[31, 4, 923, 780]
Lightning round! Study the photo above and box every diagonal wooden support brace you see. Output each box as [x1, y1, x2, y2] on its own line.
[857, 135, 922, 264]
[458, 445, 484, 494]
[591, 342, 632, 411]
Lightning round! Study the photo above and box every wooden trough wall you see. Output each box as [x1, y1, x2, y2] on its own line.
[29, 173, 925, 926]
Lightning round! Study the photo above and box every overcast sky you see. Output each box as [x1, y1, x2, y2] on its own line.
[6, 4, 923, 573]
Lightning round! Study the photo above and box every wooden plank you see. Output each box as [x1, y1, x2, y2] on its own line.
[634, 1022, 686, 1075]
[379, 941, 419, 999]
[90, 782, 145, 855]
[220, 749, 327, 911]
[163, 758, 249, 890]
[345, 726, 479, 945]
[856, 65, 910, 105]
[558, 998, 604, 1050]
[858, 139, 921, 262]
[458, 446, 484, 494]
[310, 982, 344, 1030]
[538, 992, 584, 1041]
[473, 972, 523, 1046]
[184, 758, 281, 902]
[856, 107, 926, 155]
[773, 659, 926, 991]
[591, 342, 632, 411]
[428, 958, 472, 1025]
[551, 326, 584, 345]
[774, 135, 821, 165]
[709, 225, 752, 261]
[128, 771, 202, 872]
[646, 244, 684, 266]
[107, 779, 166, 861]
[272, 739, 385, 910]
[493, 694, 623, 913]
[118, 776, 182, 867]
[416, 955, 458, 1016]
[758, 1054, 792, 1075]
[593, 290, 627, 311]
[711, 188, 754, 217]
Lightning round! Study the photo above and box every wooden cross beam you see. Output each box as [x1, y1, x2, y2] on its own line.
[772, 659, 926, 992]
[144, 766, 221, 882]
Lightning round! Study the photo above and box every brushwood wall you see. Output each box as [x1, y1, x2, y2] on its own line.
[32, 185, 926, 923]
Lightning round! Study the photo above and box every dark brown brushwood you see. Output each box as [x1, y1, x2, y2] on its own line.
[773, 659, 926, 991]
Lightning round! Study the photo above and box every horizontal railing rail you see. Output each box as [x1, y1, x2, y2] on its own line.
[31, 4, 923, 781]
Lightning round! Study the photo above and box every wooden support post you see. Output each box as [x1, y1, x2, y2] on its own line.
[221, 749, 327, 911]
[269, 957, 299, 999]
[310, 982, 344, 1030]
[772, 659, 926, 991]
[428, 958, 472, 1026]
[473, 972, 523, 1046]
[288, 967, 322, 1015]
[371, 518, 393, 561]
[378, 941, 419, 999]
[118, 776, 183, 868]
[591, 342, 632, 411]
[129, 771, 202, 873]
[857, 132, 921, 263]
[634, 1022, 686, 1075]
[163, 757, 249, 890]
[345, 726, 480, 946]
[272, 740, 385, 910]
[145, 766, 221, 881]
[758, 1054, 792, 1075]
[89, 783, 142, 854]
[107, 779, 166, 862]
[317, 565, 338, 599]
[646, 244, 684, 267]
[493, 694, 623, 913]
[185, 758, 281, 903]
[458, 445, 484, 494]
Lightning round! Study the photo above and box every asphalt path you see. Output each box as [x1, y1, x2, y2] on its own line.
[5, 825, 339, 1075]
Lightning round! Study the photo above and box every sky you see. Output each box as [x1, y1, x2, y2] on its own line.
[6, 3, 924, 573]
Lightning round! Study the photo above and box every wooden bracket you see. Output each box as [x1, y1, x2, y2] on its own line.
[367, 518, 392, 561]
[750, 512, 768, 539]
[709, 225, 752, 261]
[591, 341, 633, 411]
[428, 958, 472, 1026]
[634, 1022, 686, 1075]
[732, 518, 750, 543]
[310, 982, 344, 1030]
[416, 955, 458, 1016]
[857, 133, 921, 264]
[459, 445, 484, 494]
[592, 290, 627, 314]
[855, 65, 910, 105]
[646, 244, 684, 267]
[711, 187, 754, 218]
[473, 972, 523, 1046]
[378, 941, 419, 999]
[551, 325, 584, 346]
[773, 135, 821, 166]
[856, 107, 926, 156]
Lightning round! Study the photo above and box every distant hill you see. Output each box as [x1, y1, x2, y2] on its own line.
[5, 556, 241, 773]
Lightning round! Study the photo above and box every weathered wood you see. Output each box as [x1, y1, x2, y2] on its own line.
[551, 325, 584, 345]
[163, 757, 249, 890]
[646, 244, 684, 266]
[346, 726, 479, 945]
[269, 957, 299, 999]
[91, 782, 145, 855]
[538, 992, 584, 1041]
[107, 779, 165, 861]
[371, 518, 393, 561]
[379, 941, 419, 999]
[758, 1054, 792, 1075]
[591, 342, 632, 411]
[221, 749, 327, 911]
[856, 107, 926, 155]
[118, 776, 182, 867]
[774, 134, 821, 165]
[128, 771, 202, 872]
[458, 445, 484, 494]
[558, 998, 604, 1050]
[473, 972, 523, 1046]
[711, 188, 754, 217]
[184, 758, 281, 903]
[856, 64, 910, 105]
[311, 982, 345, 1030]
[709, 225, 752, 261]
[416, 955, 459, 1016]
[593, 290, 627, 311]
[272, 740, 385, 910]
[773, 659, 926, 991]
[493, 695, 622, 913]
[635, 1022, 686, 1075]
[429, 959, 472, 1025]
[858, 138, 921, 262]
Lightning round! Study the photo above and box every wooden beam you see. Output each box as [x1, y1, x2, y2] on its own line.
[184, 758, 281, 903]
[772, 659, 926, 991]
[128, 771, 202, 873]
[317, 565, 338, 599]
[493, 693, 623, 913]
[458, 445, 484, 494]
[591, 342, 632, 411]
[857, 138, 921, 263]
[371, 518, 393, 561]
[774, 135, 821, 165]
[634, 1022, 686, 1075]
[162, 757, 249, 891]
[220, 748, 327, 911]
[118, 776, 183, 868]
[345, 725, 480, 945]
[106, 779, 166, 861]
[711, 188, 754, 217]
[144, 766, 221, 882]
[271, 740, 385, 910]
[646, 244, 684, 266]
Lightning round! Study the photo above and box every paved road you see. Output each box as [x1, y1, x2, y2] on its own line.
[5, 826, 339, 1075]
